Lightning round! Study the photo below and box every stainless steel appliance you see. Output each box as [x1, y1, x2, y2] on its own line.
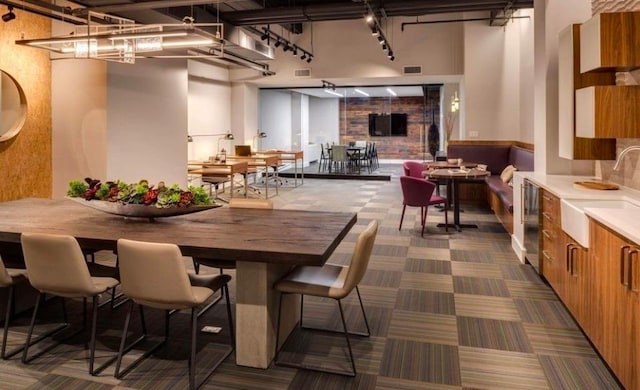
[523, 179, 540, 272]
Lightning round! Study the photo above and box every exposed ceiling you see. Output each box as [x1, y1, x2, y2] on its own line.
[0, 0, 533, 77]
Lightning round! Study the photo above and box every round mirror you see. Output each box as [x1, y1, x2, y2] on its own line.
[0, 70, 27, 142]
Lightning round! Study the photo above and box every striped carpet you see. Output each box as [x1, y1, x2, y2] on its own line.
[0, 165, 622, 389]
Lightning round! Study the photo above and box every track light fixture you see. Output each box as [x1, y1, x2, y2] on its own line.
[2, 5, 15, 22]
[258, 27, 313, 63]
[364, 8, 395, 61]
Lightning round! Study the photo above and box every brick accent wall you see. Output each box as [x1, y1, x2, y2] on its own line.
[339, 95, 440, 160]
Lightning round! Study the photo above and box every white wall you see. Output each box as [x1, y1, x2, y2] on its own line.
[231, 83, 259, 147]
[187, 60, 232, 161]
[52, 60, 107, 198]
[107, 59, 188, 187]
[258, 90, 292, 150]
[309, 97, 339, 146]
[255, 16, 464, 86]
[519, 9, 535, 143]
[463, 12, 530, 141]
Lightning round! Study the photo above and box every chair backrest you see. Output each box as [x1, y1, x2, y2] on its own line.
[0, 256, 13, 287]
[354, 140, 367, 148]
[403, 161, 425, 178]
[235, 145, 252, 157]
[117, 239, 196, 308]
[332, 145, 347, 161]
[400, 176, 436, 207]
[229, 198, 273, 209]
[340, 220, 378, 296]
[21, 232, 96, 296]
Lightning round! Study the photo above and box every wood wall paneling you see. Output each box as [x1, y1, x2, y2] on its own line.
[0, 10, 51, 202]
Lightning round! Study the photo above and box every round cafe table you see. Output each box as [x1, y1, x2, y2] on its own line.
[424, 167, 490, 231]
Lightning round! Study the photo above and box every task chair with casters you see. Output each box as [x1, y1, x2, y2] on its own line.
[399, 176, 448, 236]
[20, 233, 120, 375]
[0, 256, 28, 359]
[273, 220, 379, 376]
[115, 239, 234, 390]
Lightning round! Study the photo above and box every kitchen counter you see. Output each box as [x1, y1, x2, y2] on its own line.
[516, 172, 640, 244]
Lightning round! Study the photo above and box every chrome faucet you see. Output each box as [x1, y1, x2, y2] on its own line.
[613, 145, 640, 170]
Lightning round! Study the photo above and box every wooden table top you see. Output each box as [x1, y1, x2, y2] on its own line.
[425, 168, 490, 179]
[0, 198, 357, 266]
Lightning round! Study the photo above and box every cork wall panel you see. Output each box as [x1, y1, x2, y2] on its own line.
[339, 96, 439, 160]
[0, 10, 51, 202]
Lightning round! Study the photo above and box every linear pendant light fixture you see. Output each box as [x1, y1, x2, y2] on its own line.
[364, 6, 395, 61]
[16, 12, 224, 64]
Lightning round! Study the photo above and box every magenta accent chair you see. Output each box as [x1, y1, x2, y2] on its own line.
[402, 161, 425, 178]
[399, 176, 448, 237]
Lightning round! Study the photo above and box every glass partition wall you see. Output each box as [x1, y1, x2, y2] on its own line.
[258, 84, 450, 161]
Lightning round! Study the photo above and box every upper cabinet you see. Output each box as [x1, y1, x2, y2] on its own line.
[581, 11, 640, 73]
[558, 25, 616, 159]
[573, 11, 640, 140]
[576, 85, 640, 138]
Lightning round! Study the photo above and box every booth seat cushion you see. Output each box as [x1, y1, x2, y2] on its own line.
[509, 146, 534, 172]
[486, 177, 514, 213]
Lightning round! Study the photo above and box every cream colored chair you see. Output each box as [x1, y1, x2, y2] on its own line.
[273, 220, 378, 376]
[192, 198, 273, 275]
[0, 256, 28, 359]
[115, 238, 234, 390]
[20, 232, 120, 375]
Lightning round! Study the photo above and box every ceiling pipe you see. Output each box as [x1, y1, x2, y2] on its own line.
[220, 0, 534, 26]
[401, 15, 531, 31]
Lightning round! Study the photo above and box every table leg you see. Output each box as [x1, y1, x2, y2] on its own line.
[301, 158, 304, 185]
[235, 261, 300, 368]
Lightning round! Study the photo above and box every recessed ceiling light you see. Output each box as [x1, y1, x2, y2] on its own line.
[354, 88, 370, 97]
[386, 88, 397, 96]
[325, 89, 343, 97]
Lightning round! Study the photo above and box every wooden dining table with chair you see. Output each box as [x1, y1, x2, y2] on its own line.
[0, 198, 358, 370]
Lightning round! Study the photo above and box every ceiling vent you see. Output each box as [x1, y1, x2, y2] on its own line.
[294, 68, 312, 78]
[403, 65, 422, 75]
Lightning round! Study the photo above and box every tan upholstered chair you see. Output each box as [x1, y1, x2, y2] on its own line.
[20, 232, 120, 375]
[115, 238, 234, 390]
[273, 220, 378, 376]
[0, 256, 28, 359]
[192, 198, 273, 274]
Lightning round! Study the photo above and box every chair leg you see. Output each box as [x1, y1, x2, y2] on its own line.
[399, 205, 406, 231]
[21, 294, 71, 364]
[355, 286, 371, 337]
[337, 300, 357, 377]
[88, 294, 119, 376]
[189, 308, 197, 390]
[1, 285, 23, 360]
[223, 284, 235, 348]
[114, 301, 167, 379]
[274, 292, 365, 376]
[421, 207, 426, 237]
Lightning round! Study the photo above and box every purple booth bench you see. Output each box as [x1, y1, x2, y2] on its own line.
[446, 142, 534, 234]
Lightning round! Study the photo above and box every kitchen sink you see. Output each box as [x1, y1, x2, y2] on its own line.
[560, 199, 640, 248]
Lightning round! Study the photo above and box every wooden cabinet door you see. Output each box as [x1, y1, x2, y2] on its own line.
[590, 220, 636, 389]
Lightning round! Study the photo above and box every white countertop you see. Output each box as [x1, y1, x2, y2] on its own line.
[516, 172, 640, 244]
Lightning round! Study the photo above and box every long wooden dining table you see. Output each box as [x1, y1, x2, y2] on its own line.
[0, 198, 358, 369]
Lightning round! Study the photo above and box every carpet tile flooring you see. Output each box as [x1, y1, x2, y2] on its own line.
[0, 165, 623, 389]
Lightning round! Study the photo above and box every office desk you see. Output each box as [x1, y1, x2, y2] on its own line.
[258, 150, 304, 187]
[188, 161, 249, 199]
[0, 198, 357, 369]
[226, 155, 280, 198]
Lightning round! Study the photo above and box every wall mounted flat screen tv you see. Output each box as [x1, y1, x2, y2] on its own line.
[368, 113, 408, 136]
